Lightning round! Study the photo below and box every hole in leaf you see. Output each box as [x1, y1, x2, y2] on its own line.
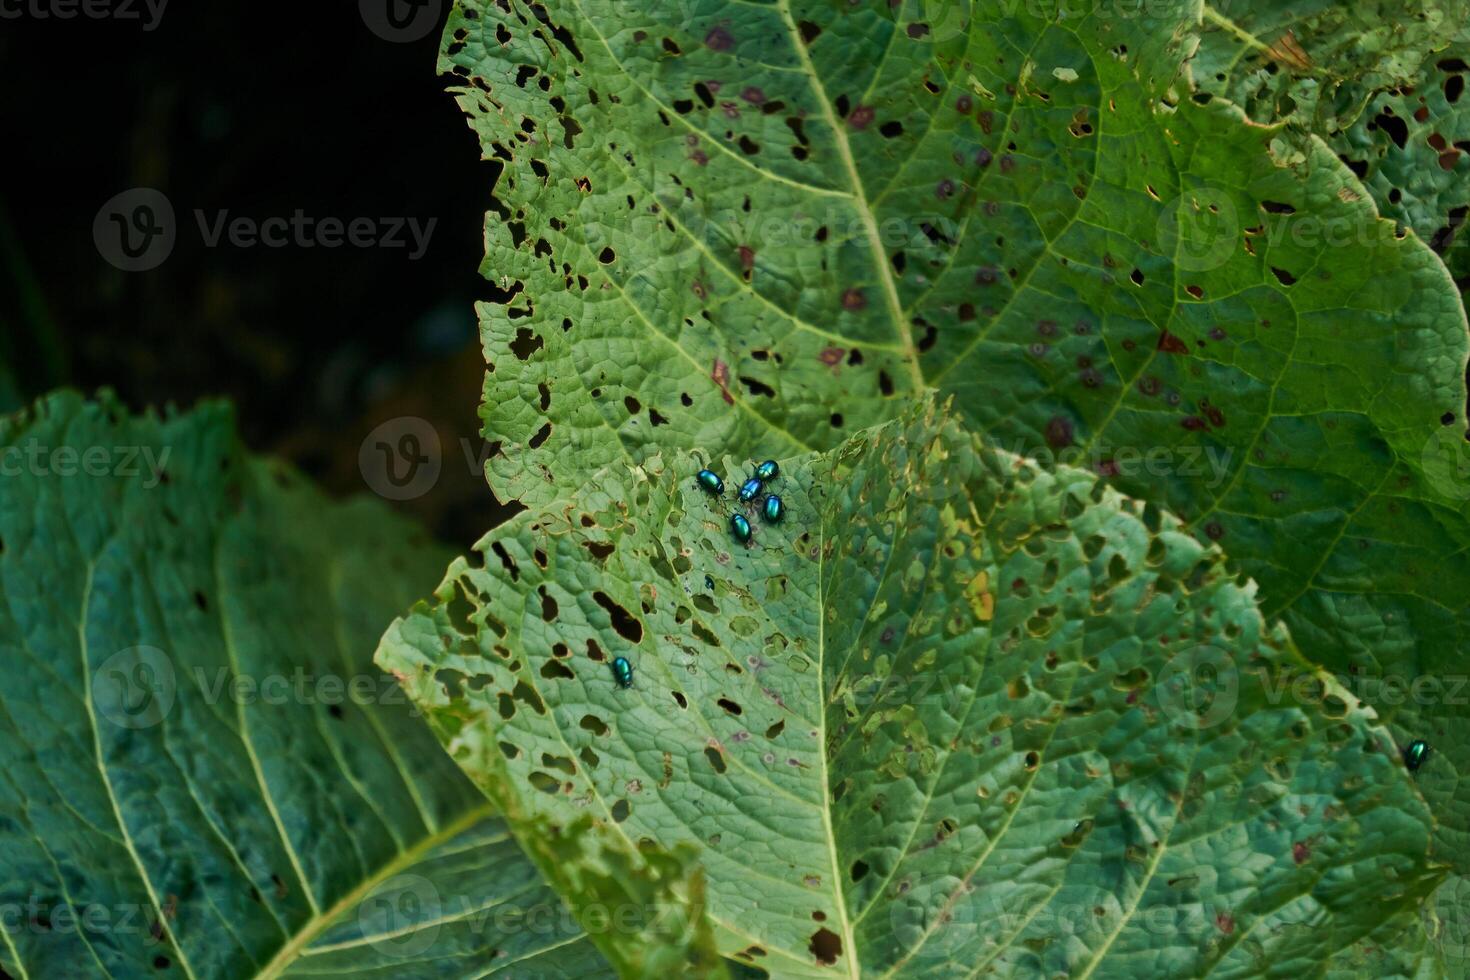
[809, 928, 842, 967]
[593, 592, 644, 643]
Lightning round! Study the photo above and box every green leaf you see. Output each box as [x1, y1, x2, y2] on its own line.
[379, 401, 1440, 976]
[1426, 870, 1470, 976]
[1328, 905, 1446, 979]
[447, 0, 1470, 871]
[1192, 0, 1469, 132]
[0, 392, 605, 978]
[1192, 0, 1470, 278]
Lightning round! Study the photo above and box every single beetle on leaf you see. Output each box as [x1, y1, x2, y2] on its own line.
[763, 494, 785, 523]
[611, 656, 634, 689]
[1405, 739, 1430, 771]
[755, 459, 779, 481]
[730, 513, 753, 544]
[738, 477, 764, 503]
[696, 469, 724, 495]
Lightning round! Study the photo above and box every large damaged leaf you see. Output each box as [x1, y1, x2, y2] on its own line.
[445, 0, 1470, 873]
[1193, 0, 1470, 278]
[0, 392, 605, 978]
[380, 403, 1440, 976]
[1191, 0, 1469, 133]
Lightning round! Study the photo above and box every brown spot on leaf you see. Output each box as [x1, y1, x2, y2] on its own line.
[809, 927, 842, 966]
[1292, 841, 1309, 864]
[819, 347, 845, 372]
[1156, 330, 1189, 354]
[1045, 416, 1074, 448]
[1216, 912, 1235, 934]
[848, 105, 875, 129]
[705, 25, 734, 51]
[741, 86, 766, 104]
[711, 359, 734, 404]
[842, 288, 867, 311]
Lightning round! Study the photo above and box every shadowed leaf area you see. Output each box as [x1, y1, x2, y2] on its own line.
[0, 391, 612, 978]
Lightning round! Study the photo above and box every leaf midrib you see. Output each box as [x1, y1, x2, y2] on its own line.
[253, 802, 497, 980]
[774, 0, 923, 394]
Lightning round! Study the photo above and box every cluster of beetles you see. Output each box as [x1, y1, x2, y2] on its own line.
[696, 458, 783, 544]
[610, 460, 1438, 777]
[607, 459, 786, 692]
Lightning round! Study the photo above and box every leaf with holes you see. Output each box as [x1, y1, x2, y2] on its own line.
[379, 401, 1441, 976]
[447, 0, 1470, 876]
[1191, 0, 1469, 132]
[0, 391, 634, 979]
[1192, 0, 1470, 278]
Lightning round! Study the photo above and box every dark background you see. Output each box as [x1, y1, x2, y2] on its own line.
[0, 0, 506, 547]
